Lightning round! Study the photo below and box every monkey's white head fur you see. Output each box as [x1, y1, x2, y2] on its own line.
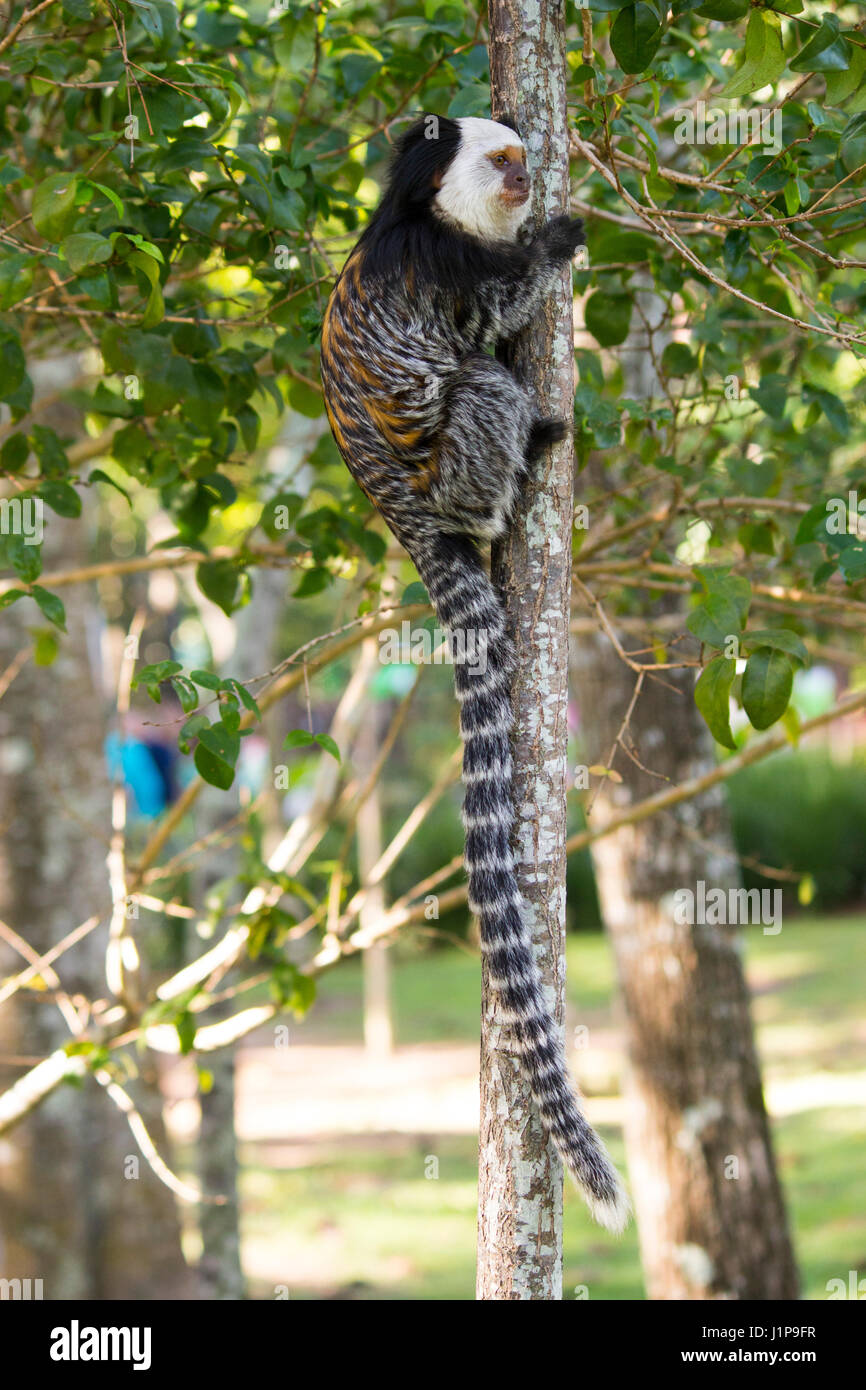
[434, 117, 531, 243]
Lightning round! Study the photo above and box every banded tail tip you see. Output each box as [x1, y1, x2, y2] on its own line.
[557, 1107, 631, 1233]
[582, 1177, 632, 1235]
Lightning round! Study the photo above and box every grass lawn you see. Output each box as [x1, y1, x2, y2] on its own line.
[240, 913, 865, 1300]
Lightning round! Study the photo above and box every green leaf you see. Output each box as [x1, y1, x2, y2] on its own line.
[723, 228, 750, 275]
[687, 594, 744, 649]
[196, 559, 239, 615]
[39, 480, 81, 517]
[33, 628, 59, 666]
[695, 0, 748, 17]
[128, 249, 164, 329]
[738, 521, 775, 556]
[287, 378, 324, 419]
[790, 13, 851, 74]
[132, 659, 181, 702]
[1, 433, 28, 475]
[741, 647, 794, 729]
[7, 533, 42, 583]
[283, 729, 339, 760]
[86, 180, 124, 219]
[179, 713, 209, 752]
[134, 660, 182, 686]
[750, 373, 787, 419]
[741, 629, 808, 665]
[30, 585, 66, 631]
[0, 332, 26, 402]
[62, 232, 113, 273]
[189, 668, 223, 690]
[32, 425, 67, 473]
[694, 566, 752, 625]
[294, 566, 331, 597]
[269, 960, 316, 1013]
[128, 0, 163, 38]
[175, 1010, 197, 1055]
[584, 290, 633, 347]
[840, 112, 866, 174]
[0, 252, 35, 309]
[356, 527, 386, 567]
[221, 677, 260, 718]
[401, 581, 429, 606]
[220, 700, 240, 735]
[783, 178, 800, 217]
[826, 44, 866, 106]
[261, 491, 303, 539]
[839, 545, 866, 581]
[89, 468, 131, 505]
[284, 728, 315, 749]
[314, 734, 341, 762]
[235, 403, 260, 452]
[123, 232, 165, 264]
[194, 720, 240, 789]
[170, 675, 200, 713]
[0, 588, 27, 610]
[795, 500, 832, 545]
[802, 383, 849, 437]
[720, 11, 785, 98]
[694, 656, 737, 750]
[31, 173, 79, 242]
[610, 4, 664, 75]
[660, 342, 696, 376]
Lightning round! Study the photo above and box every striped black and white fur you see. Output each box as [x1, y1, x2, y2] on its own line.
[320, 114, 628, 1232]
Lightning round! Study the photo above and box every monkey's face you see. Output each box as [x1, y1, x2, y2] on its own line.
[434, 117, 532, 243]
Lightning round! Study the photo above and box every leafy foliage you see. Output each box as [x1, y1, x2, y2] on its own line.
[1, 2, 864, 768]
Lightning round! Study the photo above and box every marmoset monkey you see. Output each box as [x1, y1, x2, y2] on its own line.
[320, 114, 627, 1232]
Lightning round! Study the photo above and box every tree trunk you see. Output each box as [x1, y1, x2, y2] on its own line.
[197, 1045, 244, 1300]
[195, 565, 287, 1300]
[572, 633, 799, 1299]
[354, 656, 393, 1059]
[0, 499, 191, 1299]
[478, 0, 573, 1300]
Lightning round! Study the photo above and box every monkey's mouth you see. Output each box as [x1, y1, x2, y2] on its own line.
[502, 188, 530, 207]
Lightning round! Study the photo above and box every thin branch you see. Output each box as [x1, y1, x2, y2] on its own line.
[0, 0, 55, 56]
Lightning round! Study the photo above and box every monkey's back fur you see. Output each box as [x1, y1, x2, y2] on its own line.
[320, 116, 628, 1232]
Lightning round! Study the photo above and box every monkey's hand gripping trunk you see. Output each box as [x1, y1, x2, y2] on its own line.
[408, 529, 630, 1233]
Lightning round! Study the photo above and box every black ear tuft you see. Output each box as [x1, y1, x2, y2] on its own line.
[495, 112, 523, 141]
[385, 114, 462, 213]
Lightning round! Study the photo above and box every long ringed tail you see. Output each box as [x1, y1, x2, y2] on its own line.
[407, 528, 629, 1233]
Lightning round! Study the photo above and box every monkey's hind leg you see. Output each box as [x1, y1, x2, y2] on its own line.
[431, 354, 537, 539]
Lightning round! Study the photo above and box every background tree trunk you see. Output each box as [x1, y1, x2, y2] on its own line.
[354, 653, 393, 1059]
[195, 564, 288, 1300]
[478, 0, 573, 1301]
[197, 1042, 244, 1300]
[572, 630, 799, 1300]
[0, 494, 191, 1299]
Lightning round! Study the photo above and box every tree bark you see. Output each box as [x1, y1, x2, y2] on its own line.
[572, 633, 799, 1299]
[0, 495, 191, 1299]
[478, 0, 573, 1301]
[195, 565, 287, 1300]
[355, 651, 394, 1059]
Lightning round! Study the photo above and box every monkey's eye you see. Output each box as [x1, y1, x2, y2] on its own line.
[493, 154, 507, 167]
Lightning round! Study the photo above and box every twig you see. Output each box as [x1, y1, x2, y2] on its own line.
[0, 0, 55, 56]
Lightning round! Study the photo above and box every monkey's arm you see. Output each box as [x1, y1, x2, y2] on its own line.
[489, 215, 585, 340]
